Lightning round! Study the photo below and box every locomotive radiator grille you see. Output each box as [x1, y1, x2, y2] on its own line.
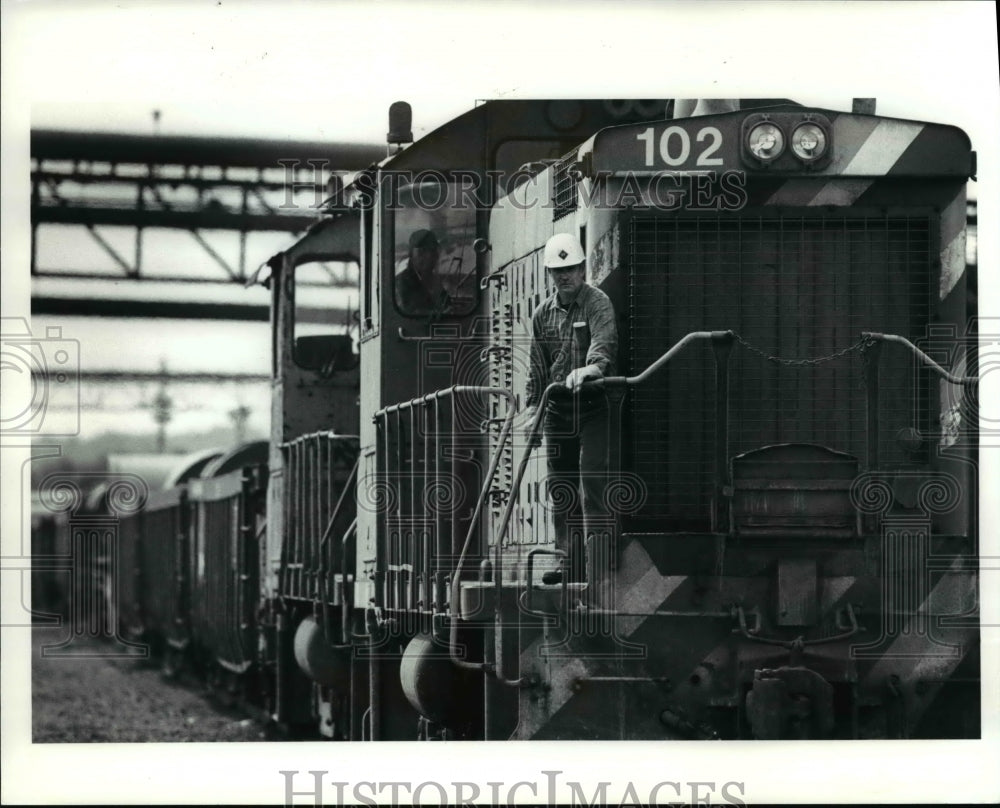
[628, 214, 932, 528]
[552, 154, 579, 221]
[487, 250, 556, 547]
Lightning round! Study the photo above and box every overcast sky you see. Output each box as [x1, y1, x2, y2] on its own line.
[2, 1, 1000, 804]
[3, 2, 996, 145]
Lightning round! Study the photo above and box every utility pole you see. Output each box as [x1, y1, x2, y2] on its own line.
[150, 360, 173, 453]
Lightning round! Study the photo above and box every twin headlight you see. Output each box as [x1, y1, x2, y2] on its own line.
[747, 122, 785, 161]
[743, 113, 832, 167]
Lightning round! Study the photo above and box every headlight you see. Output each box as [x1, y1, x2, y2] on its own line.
[747, 122, 785, 162]
[791, 123, 828, 161]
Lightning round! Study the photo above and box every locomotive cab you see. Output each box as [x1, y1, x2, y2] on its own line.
[354, 100, 692, 739]
[258, 211, 365, 733]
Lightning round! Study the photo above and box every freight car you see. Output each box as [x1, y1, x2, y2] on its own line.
[32, 456, 198, 655]
[117, 443, 269, 702]
[32, 446, 271, 710]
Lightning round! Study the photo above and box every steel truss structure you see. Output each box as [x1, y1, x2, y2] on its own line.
[30, 129, 383, 319]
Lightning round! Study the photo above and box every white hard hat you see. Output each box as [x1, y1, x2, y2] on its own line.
[543, 233, 585, 269]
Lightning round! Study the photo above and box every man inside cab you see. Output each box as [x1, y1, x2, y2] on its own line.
[395, 228, 443, 313]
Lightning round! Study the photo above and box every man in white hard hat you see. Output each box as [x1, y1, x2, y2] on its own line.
[525, 233, 618, 584]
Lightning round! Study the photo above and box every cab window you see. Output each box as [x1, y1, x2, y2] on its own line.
[392, 180, 478, 318]
[293, 259, 359, 373]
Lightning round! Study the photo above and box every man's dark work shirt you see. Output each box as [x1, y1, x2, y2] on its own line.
[526, 284, 617, 409]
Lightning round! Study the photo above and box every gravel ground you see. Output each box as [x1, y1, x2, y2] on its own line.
[31, 627, 267, 742]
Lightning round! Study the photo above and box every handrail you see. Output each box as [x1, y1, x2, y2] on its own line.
[279, 431, 357, 602]
[339, 519, 357, 647]
[862, 332, 979, 385]
[319, 517, 356, 649]
[279, 428, 359, 448]
[393, 326, 975, 679]
[448, 388, 516, 673]
[373, 385, 515, 674]
[477, 330, 731, 687]
[504, 330, 732, 551]
[373, 384, 510, 418]
[318, 456, 360, 552]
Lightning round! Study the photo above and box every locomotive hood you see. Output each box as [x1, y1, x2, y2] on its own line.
[582, 106, 973, 179]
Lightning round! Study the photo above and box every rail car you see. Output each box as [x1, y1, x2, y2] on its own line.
[32, 444, 273, 712]
[30, 493, 72, 622]
[114, 450, 220, 656]
[119, 442, 270, 702]
[32, 461, 187, 651]
[31, 97, 980, 742]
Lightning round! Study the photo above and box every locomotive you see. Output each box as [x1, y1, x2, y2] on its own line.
[35, 97, 980, 741]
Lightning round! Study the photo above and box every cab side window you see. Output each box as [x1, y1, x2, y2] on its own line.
[392, 180, 478, 318]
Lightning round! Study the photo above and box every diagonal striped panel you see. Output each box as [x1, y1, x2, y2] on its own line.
[886, 124, 974, 176]
[807, 179, 874, 207]
[837, 119, 924, 176]
[516, 533, 977, 738]
[857, 556, 978, 736]
[824, 114, 882, 174]
[764, 178, 827, 207]
[765, 118, 924, 207]
[765, 178, 874, 208]
[938, 187, 968, 300]
[515, 539, 696, 738]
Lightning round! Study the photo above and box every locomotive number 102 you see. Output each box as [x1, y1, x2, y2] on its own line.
[635, 125, 725, 167]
